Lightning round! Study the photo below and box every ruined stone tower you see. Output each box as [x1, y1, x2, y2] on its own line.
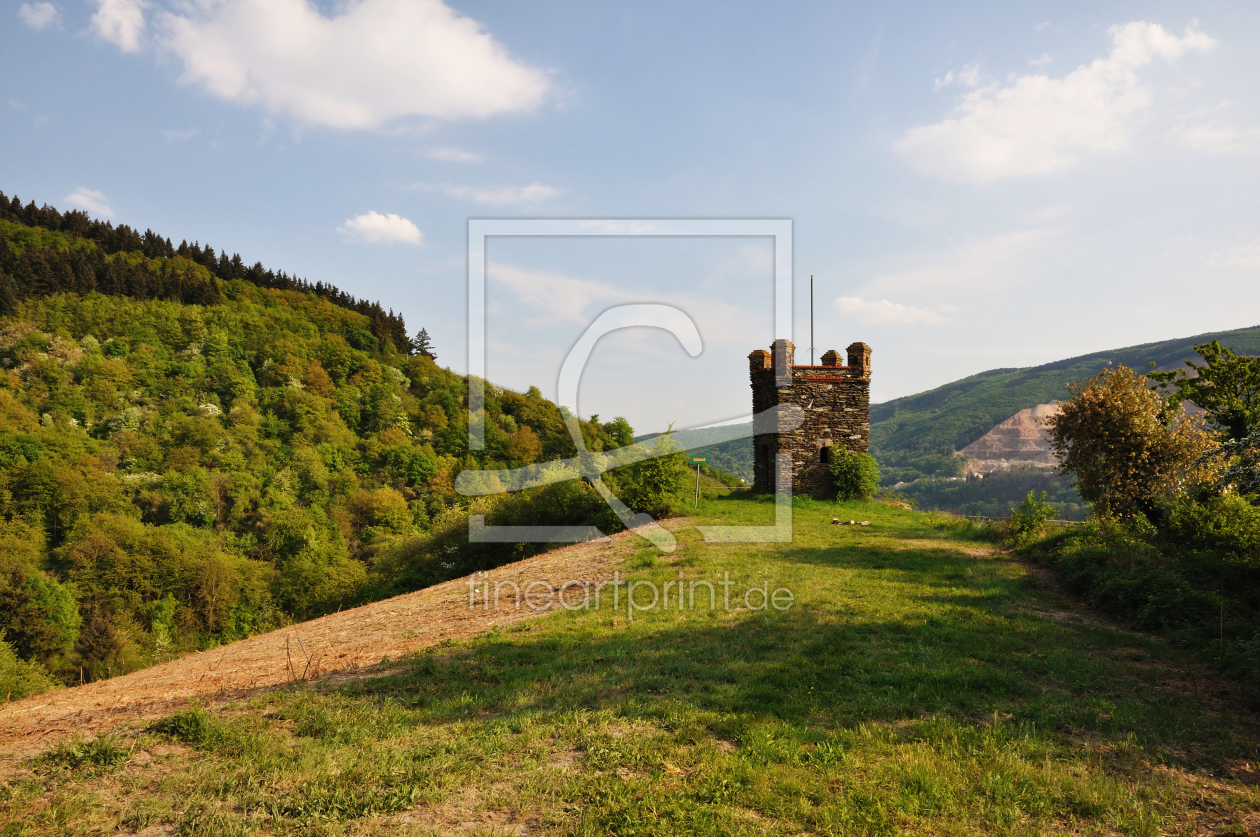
[748, 339, 871, 495]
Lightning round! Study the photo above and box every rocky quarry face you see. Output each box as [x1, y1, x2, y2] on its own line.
[956, 402, 1060, 475]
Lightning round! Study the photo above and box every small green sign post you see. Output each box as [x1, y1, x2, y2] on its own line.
[689, 455, 707, 509]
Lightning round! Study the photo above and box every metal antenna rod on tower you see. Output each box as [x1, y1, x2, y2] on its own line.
[810, 274, 815, 366]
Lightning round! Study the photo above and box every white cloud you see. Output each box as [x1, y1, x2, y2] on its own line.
[162, 127, 199, 141]
[488, 261, 762, 348]
[428, 146, 482, 163]
[896, 21, 1216, 182]
[491, 262, 620, 324]
[1207, 244, 1260, 270]
[1173, 122, 1260, 153]
[1029, 53, 1053, 67]
[835, 297, 949, 325]
[91, 0, 147, 53]
[934, 63, 980, 92]
[18, 2, 59, 30]
[445, 181, 562, 206]
[65, 187, 115, 217]
[864, 227, 1061, 293]
[144, 0, 549, 130]
[336, 211, 423, 245]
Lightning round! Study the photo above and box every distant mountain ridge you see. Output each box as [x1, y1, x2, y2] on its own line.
[870, 324, 1260, 483]
[682, 324, 1260, 486]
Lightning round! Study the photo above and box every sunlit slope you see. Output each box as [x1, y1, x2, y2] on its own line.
[871, 324, 1260, 481]
[687, 324, 1260, 484]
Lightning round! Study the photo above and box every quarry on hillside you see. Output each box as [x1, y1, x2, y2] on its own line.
[955, 402, 1061, 476]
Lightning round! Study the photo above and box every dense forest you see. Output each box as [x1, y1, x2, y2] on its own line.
[0, 198, 682, 695]
[636, 426, 753, 484]
[0, 190, 409, 352]
[894, 468, 1086, 521]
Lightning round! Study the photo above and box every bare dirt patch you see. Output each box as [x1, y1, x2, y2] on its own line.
[379, 782, 533, 836]
[0, 521, 689, 770]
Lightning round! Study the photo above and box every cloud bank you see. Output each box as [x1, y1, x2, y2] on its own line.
[834, 297, 948, 325]
[160, 0, 548, 129]
[337, 211, 423, 244]
[65, 187, 115, 217]
[896, 21, 1215, 181]
[444, 181, 562, 206]
[18, 2, 60, 30]
[88, 0, 549, 130]
[91, 0, 146, 53]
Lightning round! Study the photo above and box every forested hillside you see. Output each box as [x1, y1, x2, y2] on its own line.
[685, 325, 1260, 494]
[0, 197, 653, 694]
[871, 325, 1260, 484]
[637, 426, 753, 483]
[0, 190, 409, 351]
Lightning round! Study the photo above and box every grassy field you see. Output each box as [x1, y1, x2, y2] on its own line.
[3, 494, 1259, 836]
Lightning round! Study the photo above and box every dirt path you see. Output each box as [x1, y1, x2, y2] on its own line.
[0, 522, 682, 767]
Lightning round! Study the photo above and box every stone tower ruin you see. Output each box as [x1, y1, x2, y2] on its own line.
[748, 339, 872, 495]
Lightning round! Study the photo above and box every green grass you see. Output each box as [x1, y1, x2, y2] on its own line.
[3, 495, 1259, 836]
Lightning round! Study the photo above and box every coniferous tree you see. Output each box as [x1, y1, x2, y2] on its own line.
[0, 189, 409, 342]
[411, 328, 436, 360]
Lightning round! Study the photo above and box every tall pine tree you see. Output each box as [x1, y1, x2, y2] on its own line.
[411, 328, 436, 359]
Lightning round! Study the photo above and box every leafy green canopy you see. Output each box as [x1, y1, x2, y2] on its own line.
[1046, 365, 1214, 519]
[0, 190, 409, 352]
[1150, 340, 1260, 443]
[1147, 340, 1260, 504]
[0, 217, 653, 689]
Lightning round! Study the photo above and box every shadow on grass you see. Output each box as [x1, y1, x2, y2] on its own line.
[323, 540, 1246, 768]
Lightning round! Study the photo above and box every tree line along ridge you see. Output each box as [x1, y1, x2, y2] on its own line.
[0, 190, 675, 699]
[0, 190, 409, 354]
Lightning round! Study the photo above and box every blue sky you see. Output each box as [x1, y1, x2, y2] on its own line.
[4, 1, 1260, 435]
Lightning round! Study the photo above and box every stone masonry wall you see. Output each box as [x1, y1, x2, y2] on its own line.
[749, 339, 871, 496]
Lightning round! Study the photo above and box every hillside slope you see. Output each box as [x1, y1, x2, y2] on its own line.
[689, 325, 1260, 486]
[0, 201, 649, 696]
[872, 324, 1260, 483]
[3, 496, 1257, 836]
[0, 523, 674, 763]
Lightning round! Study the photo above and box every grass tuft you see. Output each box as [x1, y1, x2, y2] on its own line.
[4, 495, 1259, 835]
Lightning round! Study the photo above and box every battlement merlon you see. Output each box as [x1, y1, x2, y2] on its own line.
[747, 339, 872, 495]
[846, 341, 872, 378]
[747, 348, 770, 376]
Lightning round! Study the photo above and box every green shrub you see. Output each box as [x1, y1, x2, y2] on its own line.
[1160, 494, 1260, 563]
[1024, 509, 1260, 684]
[38, 734, 130, 770]
[829, 450, 880, 500]
[151, 708, 222, 748]
[0, 631, 56, 701]
[1027, 518, 1210, 632]
[1005, 490, 1059, 546]
[609, 436, 690, 517]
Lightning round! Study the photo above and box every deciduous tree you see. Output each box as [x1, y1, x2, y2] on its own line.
[1047, 365, 1216, 518]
